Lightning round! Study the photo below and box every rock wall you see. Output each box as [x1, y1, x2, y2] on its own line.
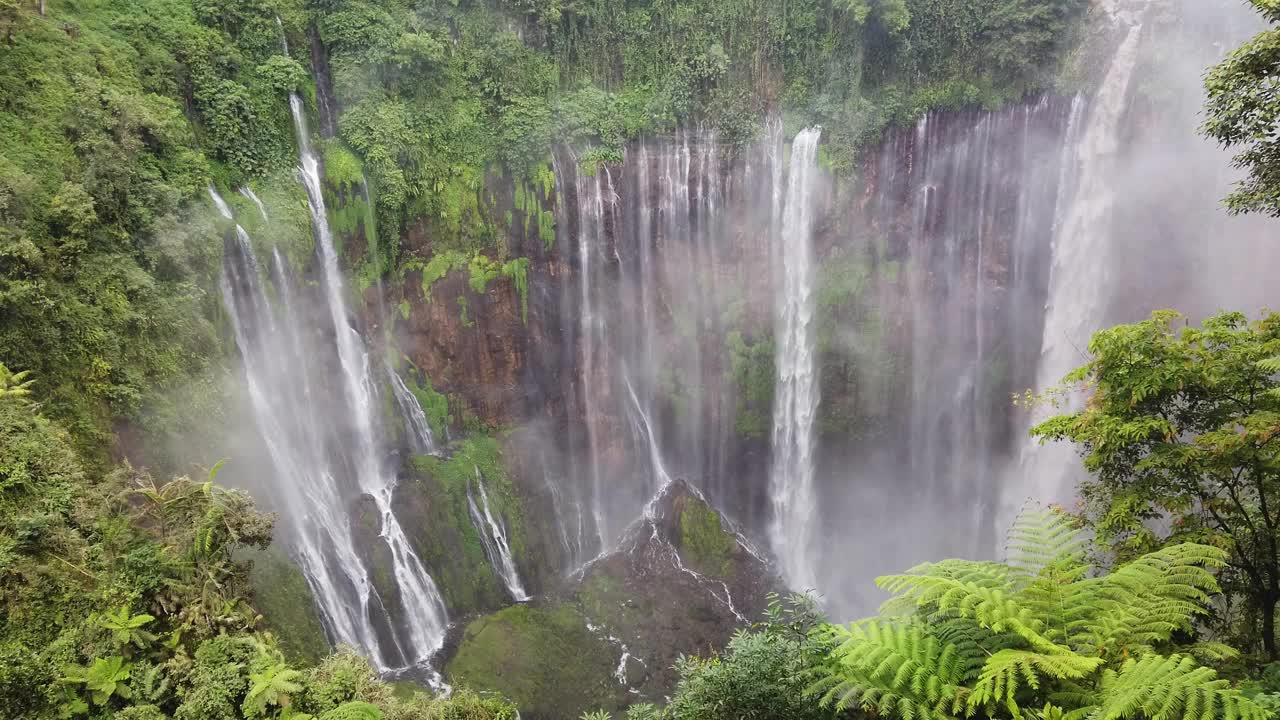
[361, 102, 1082, 621]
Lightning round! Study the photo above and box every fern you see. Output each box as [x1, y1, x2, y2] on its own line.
[0, 363, 34, 401]
[808, 620, 967, 719]
[878, 563, 1062, 654]
[1094, 655, 1267, 720]
[811, 509, 1255, 720]
[967, 650, 1102, 713]
[243, 661, 304, 717]
[1005, 509, 1089, 583]
[318, 702, 383, 720]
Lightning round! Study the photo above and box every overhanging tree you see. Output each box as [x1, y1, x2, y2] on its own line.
[1203, 0, 1280, 215]
[1032, 310, 1280, 657]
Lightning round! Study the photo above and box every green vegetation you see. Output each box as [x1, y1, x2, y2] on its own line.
[678, 496, 736, 577]
[725, 330, 775, 439]
[312, 0, 1090, 262]
[402, 371, 450, 440]
[245, 546, 331, 666]
[0, 364, 516, 719]
[1203, 0, 1280, 216]
[404, 433, 528, 613]
[10, 0, 1280, 717]
[448, 604, 621, 719]
[808, 509, 1266, 720]
[1033, 310, 1280, 658]
[401, 251, 530, 323]
[666, 594, 830, 720]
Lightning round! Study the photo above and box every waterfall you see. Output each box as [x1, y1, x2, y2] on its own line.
[388, 369, 439, 456]
[275, 15, 288, 56]
[239, 186, 268, 221]
[467, 468, 530, 602]
[567, 153, 613, 553]
[286, 92, 449, 668]
[556, 131, 736, 564]
[208, 186, 235, 218]
[767, 128, 822, 591]
[1012, 14, 1148, 515]
[211, 185, 393, 663]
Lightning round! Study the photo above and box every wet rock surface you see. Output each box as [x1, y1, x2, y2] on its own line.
[444, 479, 783, 720]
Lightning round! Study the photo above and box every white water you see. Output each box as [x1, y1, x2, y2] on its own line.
[768, 128, 822, 591]
[1010, 14, 1149, 519]
[275, 15, 288, 56]
[466, 468, 530, 601]
[211, 186, 388, 660]
[239, 186, 268, 221]
[208, 186, 233, 219]
[574, 156, 613, 552]
[287, 92, 449, 668]
[388, 369, 439, 455]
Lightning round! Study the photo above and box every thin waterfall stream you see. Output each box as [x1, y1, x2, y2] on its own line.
[768, 128, 823, 592]
[467, 468, 530, 602]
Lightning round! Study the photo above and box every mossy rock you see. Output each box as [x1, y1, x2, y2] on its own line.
[245, 545, 331, 665]
[446, 604, 623, 719]
[677, 494, 736, 577]
[445, 481, 784, 715]
[395, 434, 524, 614]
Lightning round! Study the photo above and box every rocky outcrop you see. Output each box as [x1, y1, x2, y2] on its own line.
[444, 480, 781, 720]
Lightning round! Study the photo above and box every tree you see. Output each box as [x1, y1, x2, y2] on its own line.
[1203, 0, 1280, 215]
[808, 509, 1266, 720]
[1032, 310, 1280, 657]
[666, 594, 835, 720]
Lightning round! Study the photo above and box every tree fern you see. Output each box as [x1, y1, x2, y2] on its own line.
[811, 509, 1263, 720]
[1005, 509, 1089, 584]
[318, 702, 383, 720]
[878, 563, 1061, 654]
[808, 619, 967, 719]
[1094, 655, 1267, 720]
[967, 650, 1102, 712]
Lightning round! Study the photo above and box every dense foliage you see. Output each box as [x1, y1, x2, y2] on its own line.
[0, 0, 1092, 461]
[0, 369, 517, 719]
[804, 509, 1266, 720]
[315, 0, 1088, 260]
[1203, 0, 1280, 216]
[1033, 310, 1280, 658]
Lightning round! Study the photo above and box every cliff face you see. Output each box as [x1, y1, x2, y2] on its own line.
[352, 100, 1082, 626]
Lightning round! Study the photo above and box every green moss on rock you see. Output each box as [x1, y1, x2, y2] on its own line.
[725, 330, 774, 439]
[678, 497, 735, 578]
[245, 545, 330, 666]
[399, 433, 530, 614]
[446, 604, 622, 720]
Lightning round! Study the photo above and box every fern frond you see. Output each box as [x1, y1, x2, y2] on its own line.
[808, 620, 965, 719]
[878, 565, 1064, 653]
[932, 616, 1024, 681]
[1006, 508, 1089, 582]
[1096, 654, 1268, 720]
[1068, 543, 1225, 653]
[968, 650, 1103, 714]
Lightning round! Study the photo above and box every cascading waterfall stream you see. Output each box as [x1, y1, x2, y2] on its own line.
[467, 468, 530, 602]
[287, 92, 449, 668]
[389, 369, 439, 456]
[240, 186, 268, 221]
[210, 186, 389, 661]
[768, 128, 822, 592]
[1007, 10, 1150, 521]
